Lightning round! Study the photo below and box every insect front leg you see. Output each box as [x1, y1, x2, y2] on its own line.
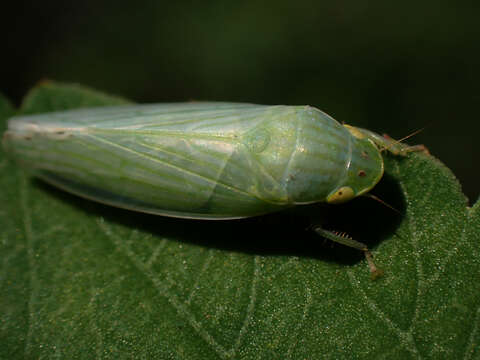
[379, 133, 430, 156]
[344, 125, 429, 156]
[360, 127, 429, 156]
[311, 226, 384, 279]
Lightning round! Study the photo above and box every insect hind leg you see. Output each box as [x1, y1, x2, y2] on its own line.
[311, 226, 384, 279]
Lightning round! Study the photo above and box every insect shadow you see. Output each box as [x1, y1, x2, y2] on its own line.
[34, 171, 404, 267]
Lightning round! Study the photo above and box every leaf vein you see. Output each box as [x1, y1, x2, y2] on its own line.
[463, 304, 480, 360]
[394, 159, 424, 333]
[19, 172, 37, 357]
[229, 255, 261, 356]
[347, 270, 421, 357]
[96, 219, 231, 359]
[185, 249, 214, 306]
[144, 238, 168, 270]
[286, 286, 313, 358]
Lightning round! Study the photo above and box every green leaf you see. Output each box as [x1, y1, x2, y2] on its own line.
[1, 83, 479, 359]
[20, 80, 131, 114]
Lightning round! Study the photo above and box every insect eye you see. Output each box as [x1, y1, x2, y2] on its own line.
[326, 186, 355, 204]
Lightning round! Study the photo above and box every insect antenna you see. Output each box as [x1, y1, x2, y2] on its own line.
[362, 193, 401, 215]
[380, 126, 429, 154]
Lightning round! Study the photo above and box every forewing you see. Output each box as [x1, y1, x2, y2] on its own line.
[4, 103, 293, 218]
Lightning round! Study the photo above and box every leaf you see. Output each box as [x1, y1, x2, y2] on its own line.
[1, 82, 479, 359]
[19, 80, 131, 114]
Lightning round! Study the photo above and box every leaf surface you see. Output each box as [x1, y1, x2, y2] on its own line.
[1, 82, 479, 359]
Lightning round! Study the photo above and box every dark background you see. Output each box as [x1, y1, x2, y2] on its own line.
[2, 0, 478, 202]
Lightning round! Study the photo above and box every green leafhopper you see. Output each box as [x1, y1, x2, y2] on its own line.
[2, 102, 425, 277]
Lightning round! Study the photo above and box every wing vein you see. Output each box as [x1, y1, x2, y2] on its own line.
[85, 133, 259, 199]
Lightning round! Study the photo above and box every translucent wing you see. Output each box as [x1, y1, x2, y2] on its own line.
[4, 103, 300, 219]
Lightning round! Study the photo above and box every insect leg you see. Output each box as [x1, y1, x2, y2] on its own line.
[379, 134, 430, 156]
[396, 144, 430, 155]
[311, 226, 384, 279]
[345, 125, 429, 156]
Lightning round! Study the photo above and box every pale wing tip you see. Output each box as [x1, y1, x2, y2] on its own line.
[7, 115, 87, 138]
